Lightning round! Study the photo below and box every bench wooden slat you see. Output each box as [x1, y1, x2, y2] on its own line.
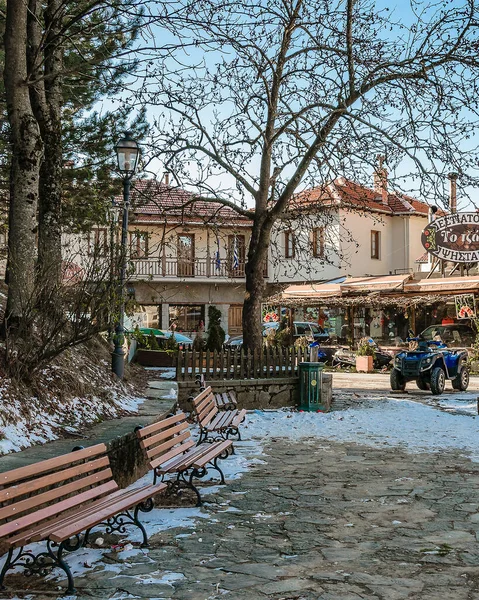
[194, 390, 215, 414]
[144, 430, 191, 460]
[191, 386, 213, 407]
[231, 409, 247, 427]
[192, 440, 232, 468]
[150, 439, 196, 471]
[11, 485, 141, 546]
[195, 398, 216, 423]
[208, 411, 235, 431]
[48, 482, 167, 542]
[140, 421, 189, 448]
[228, 391, 238, 406]
[0, 480, 118, 539]
[0, 468, 113, 522]
[0, 444, 107, 486]
[156, 442, 228, 474]
[137, 413, 187, 438]
[197, 403, 218, 428]
[0, 456, 110, 505]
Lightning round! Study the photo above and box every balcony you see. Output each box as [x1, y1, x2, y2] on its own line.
[130, 258, 268, 280]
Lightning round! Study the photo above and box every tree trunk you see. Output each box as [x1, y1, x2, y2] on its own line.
[3, 0, 42, 325]
[35, 0, 64, 292]
[242, 214, 272, 352]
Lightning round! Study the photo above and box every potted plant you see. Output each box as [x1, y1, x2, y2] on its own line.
[355, 337, 375, 372]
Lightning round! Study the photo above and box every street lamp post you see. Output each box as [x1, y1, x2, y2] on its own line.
[112, 132, 139, 378]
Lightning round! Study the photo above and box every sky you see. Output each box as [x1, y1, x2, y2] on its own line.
[101, 0, 479, 212]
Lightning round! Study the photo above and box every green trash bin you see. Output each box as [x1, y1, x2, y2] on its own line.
[298, 362, 326, 411]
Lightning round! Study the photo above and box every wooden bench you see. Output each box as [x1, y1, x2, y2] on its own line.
[194, 373, 238, 411]
[191, 386, 247, 445]
[0, 444, 166, 594]
[136, 412, 233, 507]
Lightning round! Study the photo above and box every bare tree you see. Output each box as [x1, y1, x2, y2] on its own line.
[139, 0, 479, 350]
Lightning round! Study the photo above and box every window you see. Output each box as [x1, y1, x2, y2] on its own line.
[88, 228, 108, 255]
[312, 227, 325, 258]
[130, 231, 149, 258]
[285, 230, 295, 258]
[169, 304, 205, 332]
[371, 230, 380, 259]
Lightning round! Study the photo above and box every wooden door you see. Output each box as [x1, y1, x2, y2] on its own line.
[228, 304, 243, 335]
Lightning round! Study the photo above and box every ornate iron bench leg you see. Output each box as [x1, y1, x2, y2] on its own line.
[47, 536, 83, 594]
[0, 547, 14, 589]
[210, 455, 226, 485]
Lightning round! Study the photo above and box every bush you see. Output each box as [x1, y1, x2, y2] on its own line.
[148, 332, 160, 350]
[165, 334, 178, 352]
[206, 306, 225, 351]
[275, 326, 293, 347]
[356, 337, 375, 356]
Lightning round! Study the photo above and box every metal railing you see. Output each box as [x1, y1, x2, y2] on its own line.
[131, 258, 268, 279]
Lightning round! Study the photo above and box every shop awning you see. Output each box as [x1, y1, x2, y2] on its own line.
[404, 276, 479, 294]
[340, 274, 412, 293]
[271, 274, 479, 308]
[281, 281, 342, 299]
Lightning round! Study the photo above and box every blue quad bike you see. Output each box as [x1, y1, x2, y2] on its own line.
[390, 333, 469, 395]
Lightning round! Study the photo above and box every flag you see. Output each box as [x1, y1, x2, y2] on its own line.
[232, 235, 239, 269]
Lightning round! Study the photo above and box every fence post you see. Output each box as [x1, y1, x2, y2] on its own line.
[240, 348, 245, 379]
[176, 350, 182, 381]
[184, 347, 189, 381]
[213, 350, 218, 379]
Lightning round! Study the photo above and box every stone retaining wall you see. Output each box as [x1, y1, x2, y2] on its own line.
[178, 377, 300, 410]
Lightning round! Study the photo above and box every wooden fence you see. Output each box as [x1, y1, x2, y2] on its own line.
[175, 346, 313, 381]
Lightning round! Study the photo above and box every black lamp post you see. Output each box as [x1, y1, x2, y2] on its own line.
[112, 131, 139, 378]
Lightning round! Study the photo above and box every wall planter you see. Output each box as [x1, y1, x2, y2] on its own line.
[355, 355, 374, 373]
[135, 349, 176, 367]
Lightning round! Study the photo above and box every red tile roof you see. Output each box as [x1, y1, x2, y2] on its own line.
[129, 179, 252, 226]
[292, 177, 432, 217]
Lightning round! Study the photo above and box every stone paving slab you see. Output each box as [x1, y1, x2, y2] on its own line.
[4, 436, 479, 599]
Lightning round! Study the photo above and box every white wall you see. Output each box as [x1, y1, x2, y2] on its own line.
[269, 211, 342, 283]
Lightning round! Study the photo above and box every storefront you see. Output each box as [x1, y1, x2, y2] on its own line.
[269, 274, 479, 348]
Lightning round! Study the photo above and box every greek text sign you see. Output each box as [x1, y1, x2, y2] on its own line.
[421, 212, 479, 263]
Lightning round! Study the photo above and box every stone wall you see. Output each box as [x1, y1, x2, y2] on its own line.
[178, 377, 300, 410]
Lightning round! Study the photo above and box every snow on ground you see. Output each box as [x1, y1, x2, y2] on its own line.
[0, 393, 145, 455]
[244, 395, 479, 460]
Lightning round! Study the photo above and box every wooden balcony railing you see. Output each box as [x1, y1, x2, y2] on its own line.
[131, 258, 268, 279]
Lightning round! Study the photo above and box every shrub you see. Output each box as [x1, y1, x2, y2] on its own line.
[356, 337, 375, 356]
[148, 332, 160, 350]
[206, 306, 225, 351]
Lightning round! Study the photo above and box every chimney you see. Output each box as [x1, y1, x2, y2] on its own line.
[373, 155, 388, 204]
[164, 172, 170, 186]
[448, 172, 458, 214]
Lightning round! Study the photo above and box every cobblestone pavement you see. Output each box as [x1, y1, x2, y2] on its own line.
[9, 435, 479, 600]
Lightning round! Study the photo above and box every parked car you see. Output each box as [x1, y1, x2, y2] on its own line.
[418, 322, 475, 347]
[137, 327, 193, 349]
[224, 321, 330, 348]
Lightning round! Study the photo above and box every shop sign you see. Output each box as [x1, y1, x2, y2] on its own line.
[454, 294, 476, 319]
[421, 212, 479, 263]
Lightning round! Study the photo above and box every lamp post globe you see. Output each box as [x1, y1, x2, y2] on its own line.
[112, 132, 139, 379]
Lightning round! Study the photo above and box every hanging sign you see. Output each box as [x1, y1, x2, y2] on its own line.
[455, 294, 476, 319]
[421, 212, 479, 263]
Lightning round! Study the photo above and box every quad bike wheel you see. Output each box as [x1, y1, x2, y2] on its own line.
[452, 366, 470, 391]
[430, 366, 446, 395]
[390, 369, 406, 391]
[416, 378, 430, 391]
